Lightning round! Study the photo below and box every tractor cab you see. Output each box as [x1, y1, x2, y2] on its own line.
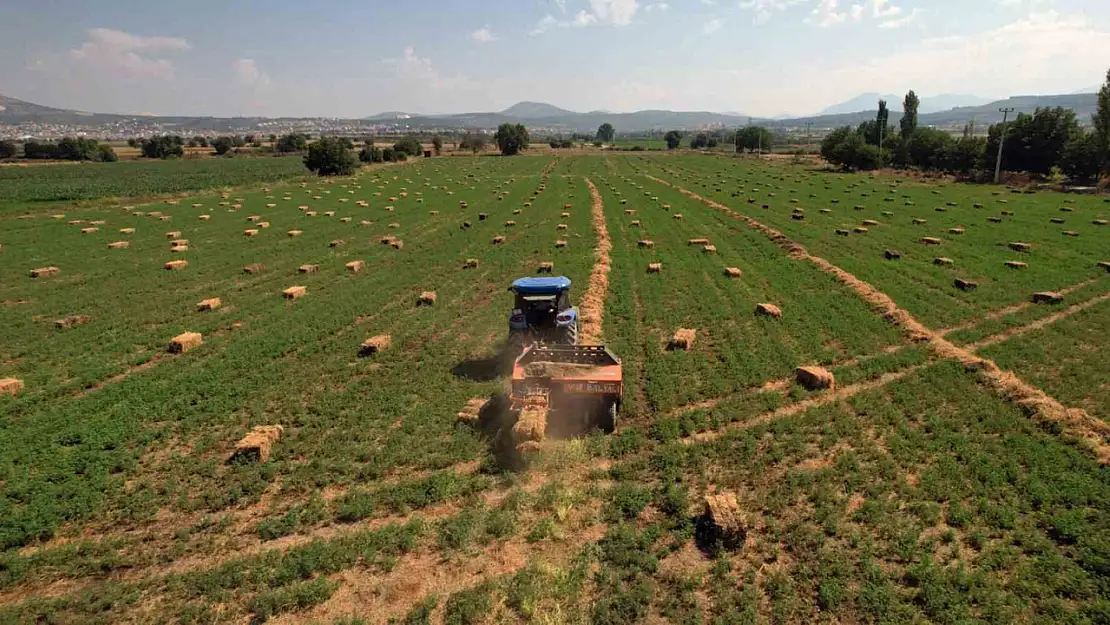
[508, 276, 578, 346]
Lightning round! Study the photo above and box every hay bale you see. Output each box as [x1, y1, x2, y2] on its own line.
[492, 235, 505, 244]
[557, 223, 568, 230]
[1005, 261, 1028, 269]
[1063, 230, 1079, 237]
[820, 209, 832, 214]
[724, 267, 742, 278]
[862, 219, 879, 226]
[120, 227, 136, 234]
[478, 213, 488, 221]
[755, 303, 782, 318]
[701, 493, 746, 549]
[835, 229, 850, 236]
[168, 332, 202, 354]
[949, 228, 965, 235]
[988, 216, 1003, 223]
[298, 264, 319, 273]
[669, 328, 696, 350]
[164, 260, 188, 271]
[230, 425, 284, 463]
[457, 398, 487, 424]
[631, 220, 641, 227]
[954, 278, 978, 291]
[505, 220, 517, 227]
[934, 257, 954, 266]
[388, 222, 400, 229]
[108, 241, 130, 249]
[170, 245, 189, 253]
[243, 229, 259, 237]
[920, 237, 942, 245]
[346, 260, 365, 273]
[638, 239, 655, 248]
[555, 240, 567, 248]
[430, 211, 439, 216]
[625, 209, 636, 215]
[1094, 219, 1108, 226]
[80, 227, 99, 234]
[1097, 261, 1110, 272]
[647, 262, 663, 273]
[170, 238, 189, 246]
[380, 235, 396, 245]
[703, 245, 717, 254]
[306, 211, 317, 217]
[912, 218, 927, 225]
[330, 240, 345, 248]
[884, 249, 902, 260]
[418, 291, 437, 306]
[882, 211, 894, 217]
[244, 264, 265, 273]
[359, 335, 391, 357]
[688, 238, 710, 246]
[673, 214, 683, 220]
[258, 222, 270, 229]
[390, 240, 404, 250]
[463, 258, 479, 269]
[247, 215, 261, 222]
[513, 396, 549, 446]
[165, 231, 181, 239]
[283, 286, 307, 299]
[853, 227, 869, 233]
[324, 211, 335, 217]
[1008, 242, 1031, 253]
[55, 315, 91, 329]
[537, 261, 554, 273]
[1060, 206, 1074, 212]
[791, 213, 805, 221]
[0, 378, 23, 396]
[796, 366, 835, 390]
[1032, 291, 1064, 304]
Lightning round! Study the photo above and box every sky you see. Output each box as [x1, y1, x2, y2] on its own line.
[1, 0, 1109, 119]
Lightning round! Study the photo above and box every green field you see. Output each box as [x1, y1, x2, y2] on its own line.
[1, 154, 1108, 624]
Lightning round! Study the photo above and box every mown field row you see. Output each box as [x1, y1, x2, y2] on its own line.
[2, 153, 1108, 624]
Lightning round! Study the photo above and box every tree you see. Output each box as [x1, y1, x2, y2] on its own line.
[56, 137, 101, 161]
[432, 135, 443, 156]
[276, 133, 308, 153]
[821, 127, 880, 171]
[1094, 67, 1110, 175]
[941, 137, 987, 175]
[664, 130, 682, 150]
[1061, 131, 1102, 183]
[0, 140, 16, 159]
[735, 127, 772, 153]
[196, 137, 209, 148]
[393, 135, 423, 157]
[985, 107, 1078, 175]
[900, 90, 920, 139]
[382, 146, 397, 162]
[359, 144, 383, 163]
[140, 136, 184, 159]
[126, 138, 140, 149]
[905, 128, 952, 171]
[303, 136, 357, 176]
[493, 123, 529, 156]
[97, 144, 118, 162]
[212, 136, 234, 156]
[459, 133, 487, 154]
[23, 141, 58, 159]
[596, 123, 615, 143]
[187, 137, 201, 148]
[690, 133, 710, 149]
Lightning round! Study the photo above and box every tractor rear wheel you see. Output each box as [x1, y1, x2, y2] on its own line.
[597, 399, 617, 434]
[562, 321, 579, 346]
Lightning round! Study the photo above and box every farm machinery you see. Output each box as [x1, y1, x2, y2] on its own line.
[504, 277, 622, 450]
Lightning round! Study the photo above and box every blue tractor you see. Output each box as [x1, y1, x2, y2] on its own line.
[508, 276, 579, 348]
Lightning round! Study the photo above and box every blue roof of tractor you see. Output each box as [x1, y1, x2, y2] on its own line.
[511, 276, 572, 293]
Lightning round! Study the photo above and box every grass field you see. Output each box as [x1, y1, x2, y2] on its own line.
[1, 153, 1108, 624]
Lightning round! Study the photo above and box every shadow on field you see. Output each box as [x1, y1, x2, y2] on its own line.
[451, 342, 517, 382]
[468, 393, 527, 472]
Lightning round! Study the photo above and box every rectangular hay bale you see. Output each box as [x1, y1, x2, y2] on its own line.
[168, 332, 202, 354]
[283, 286, 307, 299]
[669, 328, 695, 350]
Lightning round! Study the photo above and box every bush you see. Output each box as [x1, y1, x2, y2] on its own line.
[276, 133, 308, 153]
[0, 140, 19, 159]
[211, 136, 233, 156]
[821, 127, 880, 171]
[97, 145, 118, 162]
[141, 136, 184, 159]
[22, 141, 58, 159]
[382, 147, 397, 162]
[1061, 131, 1102, 184]
[393, 135, 423, 157]
[303, 137, 358, 176]
[358, 145, 383, 163]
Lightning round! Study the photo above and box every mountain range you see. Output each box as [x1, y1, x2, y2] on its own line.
[0, 91, 1100, 135]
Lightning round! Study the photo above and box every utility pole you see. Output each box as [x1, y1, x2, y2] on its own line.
[993, 107, 1015, 184]
[805, 122, 812, 153]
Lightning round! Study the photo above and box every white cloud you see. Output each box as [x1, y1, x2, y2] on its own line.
[644, 2, 669, 11]
[589, 0, 640, 25]
[470, 26, 497, 43]
[380, 46, 474, 95]
[807, 0, 848, 27]
[573, 10, 599, 26]
[869, 0, 901, 18]
[530, 14, 558, 35]
[67, 28, 190, 78]
[553, 0, 568, 13]
[703, 18, 723, 34]
[232, 59, 270, 88]
[739, 0, 806, 25]
[878, 7, 922, 28]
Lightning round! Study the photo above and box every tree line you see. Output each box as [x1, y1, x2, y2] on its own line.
[0, 137, 117, 162]
[821, 69, 1110, 183]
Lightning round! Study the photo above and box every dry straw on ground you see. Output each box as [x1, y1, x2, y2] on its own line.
[755, 303, 782, 318]
[796, 366, 835, 390]
[230, 425, 284, 463]
[669, 328, 696, 350]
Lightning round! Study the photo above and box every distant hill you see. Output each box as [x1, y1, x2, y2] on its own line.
[819, 93, 994, 116]
[501, 101, 576, 119]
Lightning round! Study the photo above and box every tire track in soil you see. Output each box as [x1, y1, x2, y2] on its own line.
[646, 173, 1110, 465]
